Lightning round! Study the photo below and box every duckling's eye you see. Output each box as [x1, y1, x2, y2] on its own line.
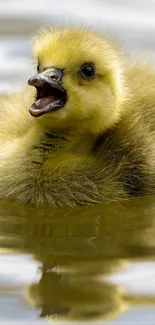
[80, 64, 95, 80]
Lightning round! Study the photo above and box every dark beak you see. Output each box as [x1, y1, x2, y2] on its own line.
[27, 68, 67, 117]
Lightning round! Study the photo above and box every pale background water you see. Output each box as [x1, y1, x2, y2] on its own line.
[1, 0, 155, 324]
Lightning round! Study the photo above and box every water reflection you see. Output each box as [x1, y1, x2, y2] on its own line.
[0, 196, 155, 322]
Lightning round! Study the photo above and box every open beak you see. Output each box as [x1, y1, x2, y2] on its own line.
[27, 68, 67, 117]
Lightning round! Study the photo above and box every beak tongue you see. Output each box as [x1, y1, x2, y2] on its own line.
[29, 97, 54, 117]
[29, 96, 62, 118]
[35, 97, 56, 109]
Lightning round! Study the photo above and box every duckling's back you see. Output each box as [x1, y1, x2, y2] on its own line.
[93, 64, 155, 198]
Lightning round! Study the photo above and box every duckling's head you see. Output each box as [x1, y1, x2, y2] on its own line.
[28, 27, 127, 134]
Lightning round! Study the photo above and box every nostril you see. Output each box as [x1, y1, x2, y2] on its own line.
[49, 72, 61, 83]
[49, 73, 57, 81]
[46, 68, 64, 83]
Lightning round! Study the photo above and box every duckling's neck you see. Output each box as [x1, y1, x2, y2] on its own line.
[31, 124, 96, 158]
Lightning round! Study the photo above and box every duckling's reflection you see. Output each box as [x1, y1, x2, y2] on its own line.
[0, 196, 155, 321]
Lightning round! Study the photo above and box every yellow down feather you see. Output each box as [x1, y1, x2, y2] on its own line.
[0, 27, 155, 206]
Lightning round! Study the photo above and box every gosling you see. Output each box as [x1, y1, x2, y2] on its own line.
[0, 27, 155, 206]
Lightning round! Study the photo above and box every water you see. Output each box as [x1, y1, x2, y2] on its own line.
[1, 0, 155, 323]
[1, 197, 155, 324]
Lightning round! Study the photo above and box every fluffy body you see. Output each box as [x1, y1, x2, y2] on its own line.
[0, 28, 155, 206]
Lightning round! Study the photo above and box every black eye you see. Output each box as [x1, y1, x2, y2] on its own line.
[80, 64, 95, 79]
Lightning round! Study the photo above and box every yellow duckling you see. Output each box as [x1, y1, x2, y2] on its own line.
[0, 27, 155, 206]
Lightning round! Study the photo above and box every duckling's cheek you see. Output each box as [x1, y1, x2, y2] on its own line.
[62, 76, 83, 103]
